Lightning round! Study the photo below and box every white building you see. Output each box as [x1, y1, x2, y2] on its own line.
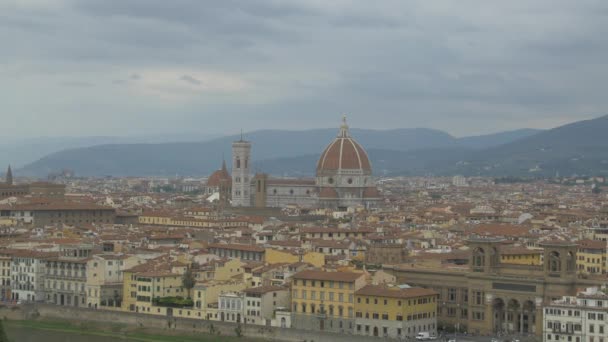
[243, 285, 290, 326]
[218, 292, 245, 323]
[452, 175, 468, 187]
[11, 250, 51, 302]
[543, 287, 608, 342]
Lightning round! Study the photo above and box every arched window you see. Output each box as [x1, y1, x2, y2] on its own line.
[549, 251, 561, 272]
[472, 248, 485, 268]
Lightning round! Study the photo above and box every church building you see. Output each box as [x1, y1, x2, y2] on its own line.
[228, 117, 381, 209]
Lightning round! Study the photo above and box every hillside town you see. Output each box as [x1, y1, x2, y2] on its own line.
[2, 144, 608, 341]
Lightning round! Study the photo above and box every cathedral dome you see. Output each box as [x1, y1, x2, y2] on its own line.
[207, 160, 231, 187]
[316, 117, 372, 176]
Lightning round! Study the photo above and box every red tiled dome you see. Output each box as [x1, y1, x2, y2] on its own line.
[207, 160, 231, 187]
[317, 118, 371, 175]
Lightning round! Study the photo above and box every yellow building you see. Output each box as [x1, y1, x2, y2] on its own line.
[354, 285, 438, 339]
[213, 258, 245, 281]
[265, 248, 325, 268]
[500, 247, 543, 266]
[0, 254, 11, 301]
[577, 239, 606, 275]
[86, 254, 139, 310]
[265, 249, 299, 265]
[302, 252, 325, 267]
[122, 269, 137, 312]
[291, 270, 367, 333]
[138, 211, 248, 229]
[133, 271, 186, 314]
[122, 259, 189, 314]
[0, 217, 15, 226]
[194, 280, 246, 320]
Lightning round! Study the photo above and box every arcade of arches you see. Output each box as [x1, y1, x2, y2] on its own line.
[388, 239, 601, 337]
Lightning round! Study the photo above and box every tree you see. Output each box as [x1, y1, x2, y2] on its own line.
[0, 319, 9, 342]
[182, 267, 196, 299]
[235, 323, 243, 337]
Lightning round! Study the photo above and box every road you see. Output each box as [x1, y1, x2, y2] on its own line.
[437, 334, 540, 342]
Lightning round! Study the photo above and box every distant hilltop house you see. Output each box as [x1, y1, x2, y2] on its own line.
[207, 117, 382, 210]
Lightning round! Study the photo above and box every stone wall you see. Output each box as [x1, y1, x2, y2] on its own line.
[0, 304, 380, 342]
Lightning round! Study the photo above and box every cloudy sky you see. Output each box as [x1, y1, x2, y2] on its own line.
[2, 0, 607, 138]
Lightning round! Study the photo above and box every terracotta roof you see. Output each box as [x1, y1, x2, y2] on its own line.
[316, 120, 371, 174]
[318, 187, 339, 199]
[469, 224, 532, 237]
[268, 240, 302, 247]
[0, 201, 114, 211]
[207, 161, 231, 187]
[208, 243, 265, 253]
[578, 239, 606, 250]
[317, 137, 371, 173]
[243, 285, 287, 294]
[363, 187, 380, 198]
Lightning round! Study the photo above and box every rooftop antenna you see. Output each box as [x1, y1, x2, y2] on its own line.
[240, 128, 244, 141]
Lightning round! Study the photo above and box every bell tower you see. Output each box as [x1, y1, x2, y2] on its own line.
[231, 133, 252, 207]
[5, 165, 12, 186]
[467, 237, 504, 273]
[540, 241, 577, 279]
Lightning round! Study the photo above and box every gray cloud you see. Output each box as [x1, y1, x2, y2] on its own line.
[1, 1, 607, 138]
[179, 75, 201, 85]
[60, 81, 94, 87]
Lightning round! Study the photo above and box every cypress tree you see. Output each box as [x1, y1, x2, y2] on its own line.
[0, 319, 9, 342]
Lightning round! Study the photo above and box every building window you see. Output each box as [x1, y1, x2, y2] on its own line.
[474, 291, 483, 305]
[448, 288, 457, 302]
[472, 311, 484, 320]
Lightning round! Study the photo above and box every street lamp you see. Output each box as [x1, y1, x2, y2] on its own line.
[456, 303, 460, 335]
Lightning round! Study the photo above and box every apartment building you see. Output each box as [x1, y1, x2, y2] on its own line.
[544, 287, 608, 342]
[291, 270, 366, 333]
[354, 284, 438, 339]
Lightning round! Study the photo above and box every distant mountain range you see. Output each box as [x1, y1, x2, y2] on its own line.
[449, 115, 608, 177]
[14, 115, 608, 178]
[263, 115, 608, 177]
[0, 132, 223, 169]
[15, 126, 544, 178]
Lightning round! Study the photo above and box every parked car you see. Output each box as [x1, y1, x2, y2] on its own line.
[416, 332, 438, 340]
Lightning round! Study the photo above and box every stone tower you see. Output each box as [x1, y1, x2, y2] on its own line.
[540, 241, 577, 280]
[231, 134, 252, 207]
[5, 165, 12, 186]
[467, 237, 503, 273]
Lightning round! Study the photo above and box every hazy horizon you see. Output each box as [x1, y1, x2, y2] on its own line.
[0, 115, 596, 142]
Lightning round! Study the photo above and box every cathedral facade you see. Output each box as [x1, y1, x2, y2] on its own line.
[227, 117, 381, 209]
